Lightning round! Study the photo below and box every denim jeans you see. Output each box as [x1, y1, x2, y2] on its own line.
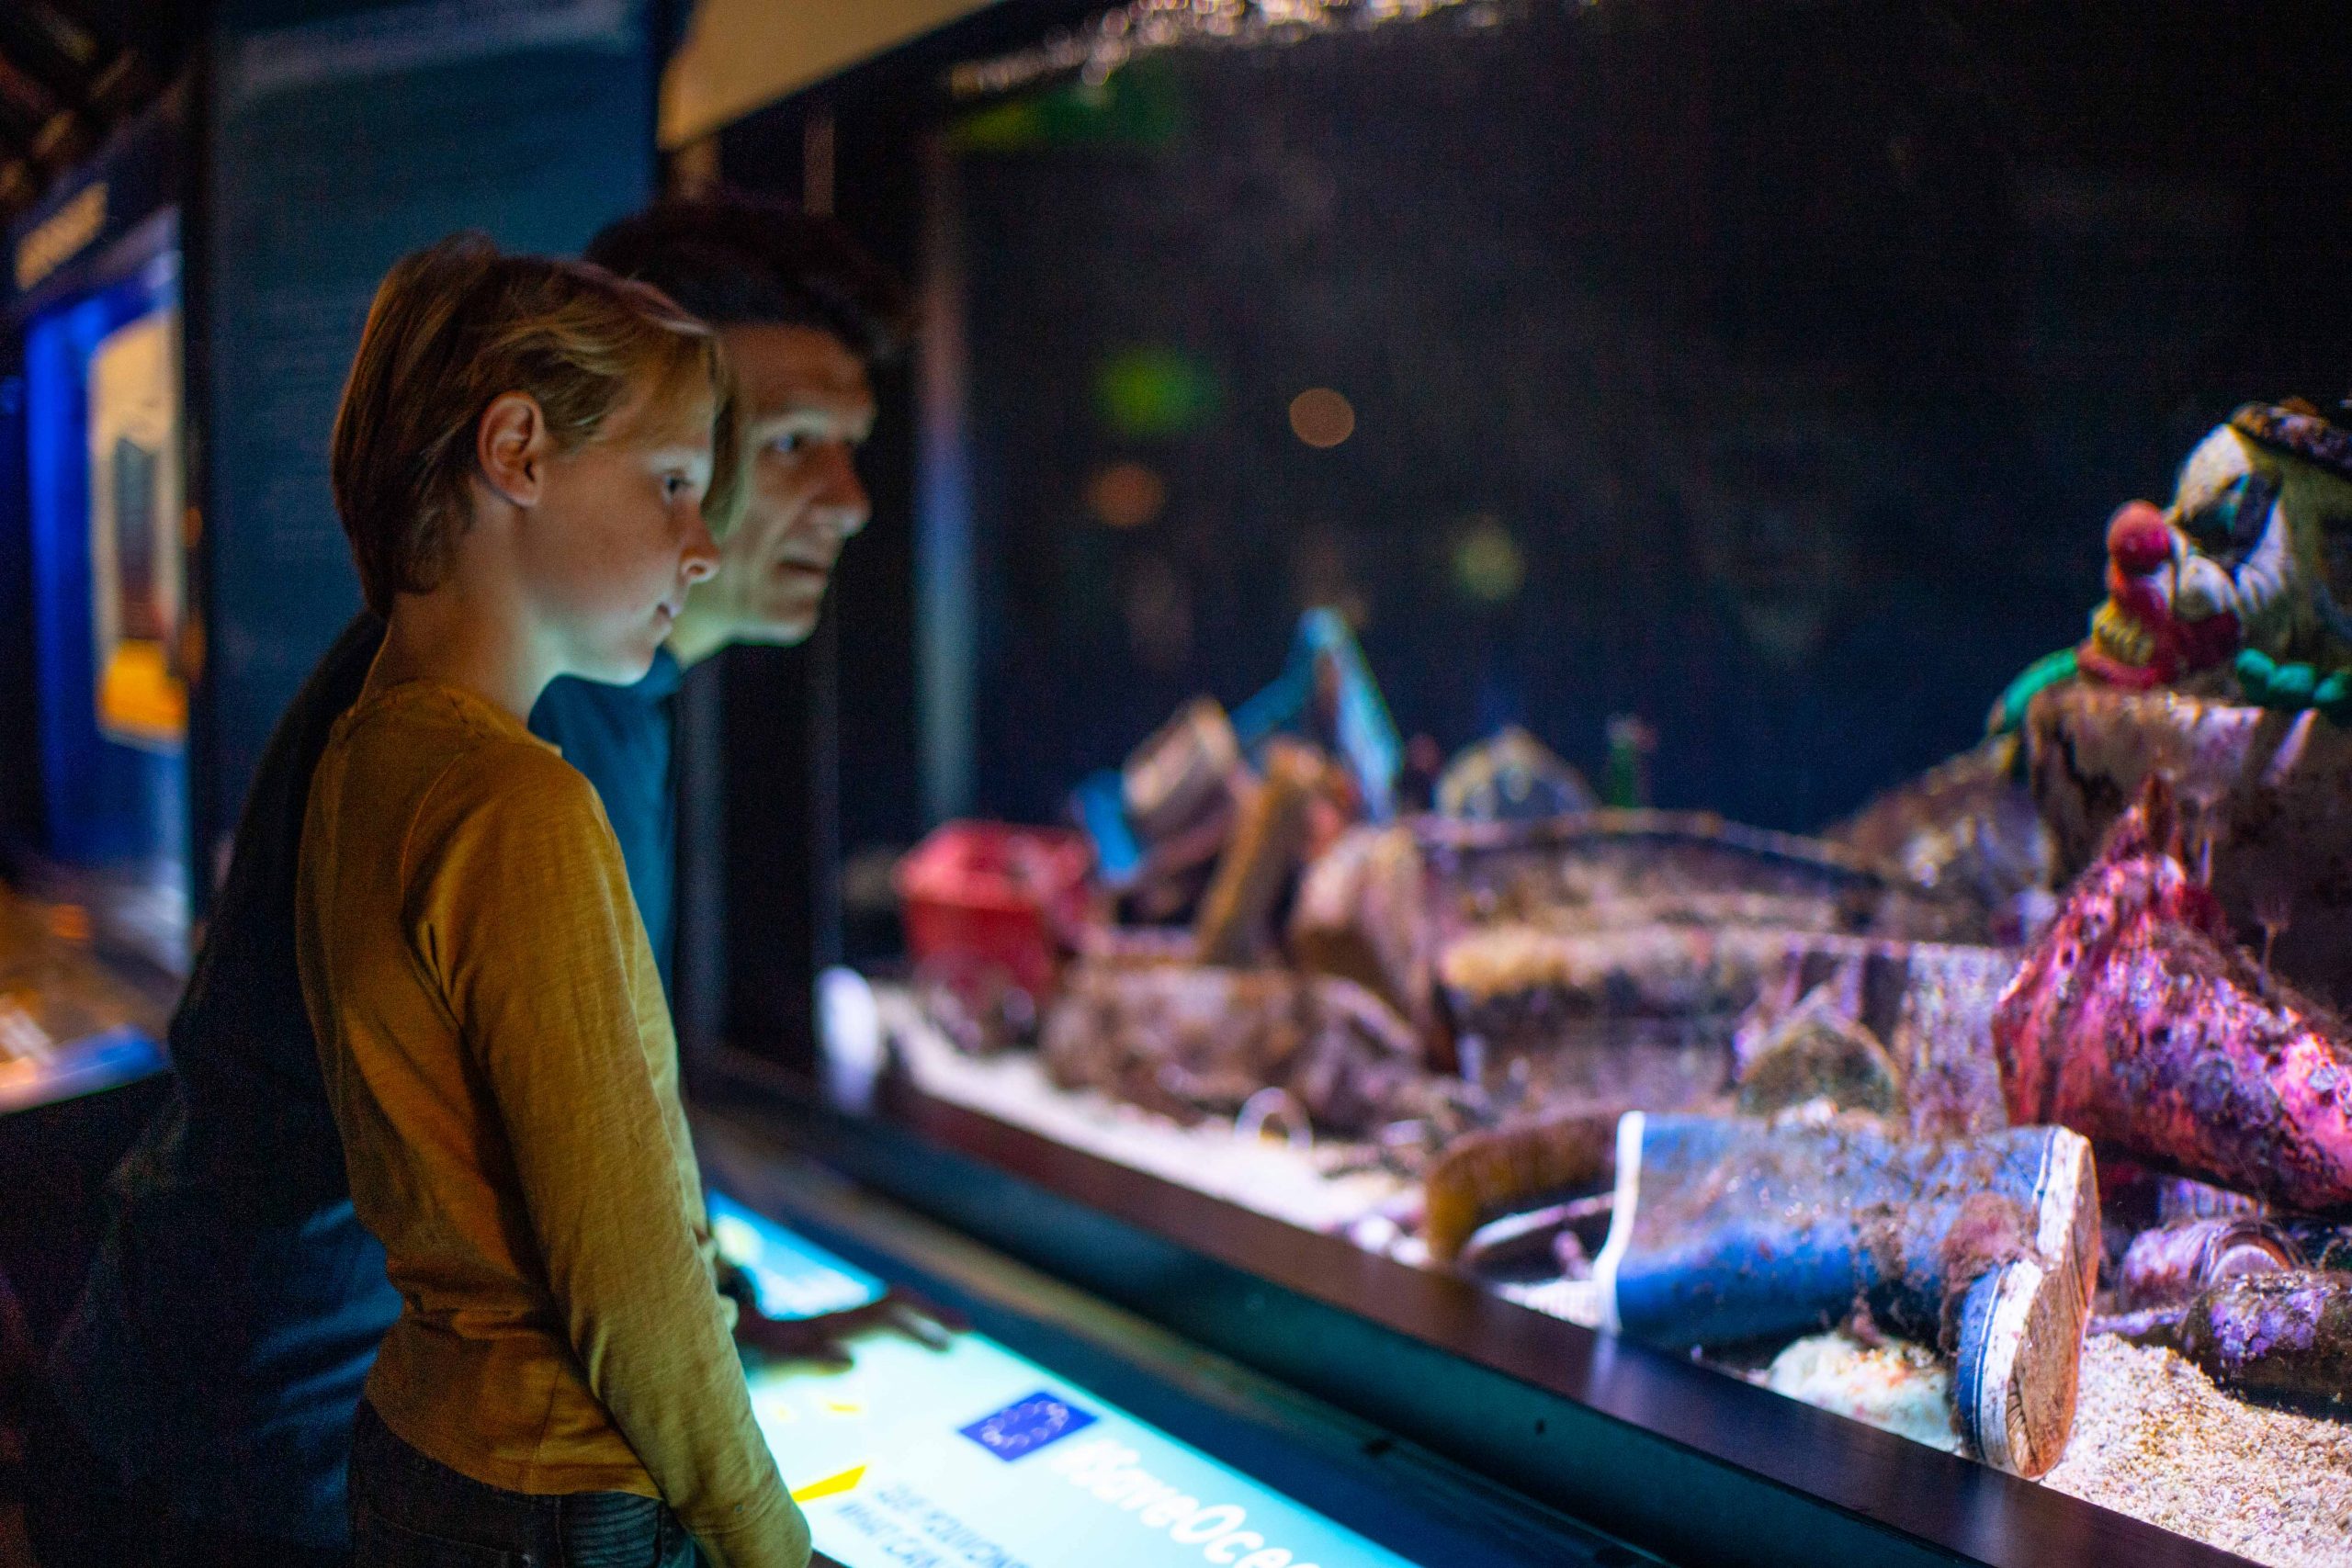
[349, 1401, 695, 1568]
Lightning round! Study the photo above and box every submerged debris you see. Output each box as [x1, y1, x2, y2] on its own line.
[1995, 777, 2352, 1213]
[1736, 990, 1905, 1118]
[1421, 1109, 1615, 1264]
[1601, 1112, 2098, 1476]
[1761, 1333, 1961, 1454]
[2117, 1220, 2300, 1315]
[2177, 1271, 2352, 1418]
[1041, 962, 1442, 1141]
[1436, 727, 1598, 822]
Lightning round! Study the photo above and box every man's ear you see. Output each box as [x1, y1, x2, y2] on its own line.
[477, 391, 548, 507]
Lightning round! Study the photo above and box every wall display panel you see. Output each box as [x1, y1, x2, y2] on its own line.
[0, 373, 31, 849]
[19, 245, 189, 963]
[2, 93, 189, 906]
[0, 96, 194, 1087]
[197, 0, 656, 886]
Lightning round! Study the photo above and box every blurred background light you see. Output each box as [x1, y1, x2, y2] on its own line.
[1123, 555, 1195, 672]
[1085, 460, 1170, 528]
[1096, 345, 1222, 439]
[1288, 386, 1355, 447]
[948, 55, 1185, 152]
[1452, 514, 1523, 603]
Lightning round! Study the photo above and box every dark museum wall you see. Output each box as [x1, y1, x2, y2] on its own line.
[923, 0, 2352, 836]
[192, 0, 660, 885]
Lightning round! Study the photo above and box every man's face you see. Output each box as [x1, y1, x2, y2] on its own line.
[712, 321, 876, 645]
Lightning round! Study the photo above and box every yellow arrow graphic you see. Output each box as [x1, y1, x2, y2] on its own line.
[791, 1464, 867, 1504]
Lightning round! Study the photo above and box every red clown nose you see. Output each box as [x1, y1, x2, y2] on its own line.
[2108, 500, 2174, 577]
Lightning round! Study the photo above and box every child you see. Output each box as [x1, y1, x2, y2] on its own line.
[34, 199, 910, 1568]
[297, 233, 808, 1568]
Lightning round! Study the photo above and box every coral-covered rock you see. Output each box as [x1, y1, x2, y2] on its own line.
[2028, 681, 2352, 1009]
[1994, 777, 2352, 1213]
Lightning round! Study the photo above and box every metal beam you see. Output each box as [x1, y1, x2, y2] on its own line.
[659, 0, 1001, 148]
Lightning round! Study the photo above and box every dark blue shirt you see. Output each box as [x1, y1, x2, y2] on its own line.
[531, 644, 683, 992]
[50, 614, 684, 1548]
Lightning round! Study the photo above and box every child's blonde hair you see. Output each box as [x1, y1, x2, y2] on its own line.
[330, 232, 740, 617]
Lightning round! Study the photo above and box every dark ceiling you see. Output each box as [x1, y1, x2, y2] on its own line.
[0, 0, 189, 229]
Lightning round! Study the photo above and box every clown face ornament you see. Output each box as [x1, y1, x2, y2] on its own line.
[2081, 400, 2352, 695]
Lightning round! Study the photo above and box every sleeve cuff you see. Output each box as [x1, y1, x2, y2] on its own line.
[684, 1484, 810, 1568]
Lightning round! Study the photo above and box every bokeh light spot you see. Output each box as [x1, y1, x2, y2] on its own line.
[1453, 516, 1524, 604]
[1085, 461, 1168, 528]
[1289, 387, 1355, 448]
[1096, 347, 1221, 439]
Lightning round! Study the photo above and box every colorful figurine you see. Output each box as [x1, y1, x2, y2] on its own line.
[2076, 500, 2244, 690]
[1995, 399, 2352, 728]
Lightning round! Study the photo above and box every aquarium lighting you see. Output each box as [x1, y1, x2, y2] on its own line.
[948, 0, 1506, 98]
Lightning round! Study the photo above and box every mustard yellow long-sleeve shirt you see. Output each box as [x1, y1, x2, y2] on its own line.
[295, 679, 806, 1568]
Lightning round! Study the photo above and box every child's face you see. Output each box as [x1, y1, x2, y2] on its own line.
[520, 372, 721, 685]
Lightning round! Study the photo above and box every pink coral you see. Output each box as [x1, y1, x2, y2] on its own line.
[1993, 777, 2352, 1213]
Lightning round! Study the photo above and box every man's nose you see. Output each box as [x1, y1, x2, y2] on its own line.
[813, 445, 871, 539]
[682, 511, 720, 584]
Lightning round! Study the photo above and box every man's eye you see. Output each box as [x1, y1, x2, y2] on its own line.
[663, 474, 695, 500]
[770, 433, 812, 456]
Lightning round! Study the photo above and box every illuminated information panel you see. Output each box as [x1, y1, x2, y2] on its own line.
[0, 1026, 164, 1117]
[709, 1195, 1422, 1568]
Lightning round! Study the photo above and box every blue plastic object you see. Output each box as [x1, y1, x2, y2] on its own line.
[1070, 768, 1145, 881]
[1075, 611, 1404, 880]
[1600, 1112, 2083, 1348]
[1229, 608, 1403, 819]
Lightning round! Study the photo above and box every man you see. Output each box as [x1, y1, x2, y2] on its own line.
[22, 196, 909, 1567]
[537, 199, 900, 984]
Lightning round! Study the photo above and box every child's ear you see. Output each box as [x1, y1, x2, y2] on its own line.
[477, 391, 548, 507]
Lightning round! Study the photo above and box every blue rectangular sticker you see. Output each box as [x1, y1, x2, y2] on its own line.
[958, 1390, 1099, 1461]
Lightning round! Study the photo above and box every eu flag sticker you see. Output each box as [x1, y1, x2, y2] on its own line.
[958, 1391, 1099, 1461]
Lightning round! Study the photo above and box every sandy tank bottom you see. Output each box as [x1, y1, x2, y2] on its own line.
[2042, 1336, 2352, 1567]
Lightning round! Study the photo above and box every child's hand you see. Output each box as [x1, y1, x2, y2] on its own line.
[733, 1308, 859, 1370]
[731, 1286, 964, 1370]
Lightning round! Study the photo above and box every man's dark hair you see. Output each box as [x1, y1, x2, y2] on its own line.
[585, 193, 912, 366]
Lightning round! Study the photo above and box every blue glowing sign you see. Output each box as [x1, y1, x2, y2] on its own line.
[713, 1196, 1421, 1568]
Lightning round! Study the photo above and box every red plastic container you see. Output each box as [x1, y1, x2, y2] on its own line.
[895, 822, 1094, 999]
